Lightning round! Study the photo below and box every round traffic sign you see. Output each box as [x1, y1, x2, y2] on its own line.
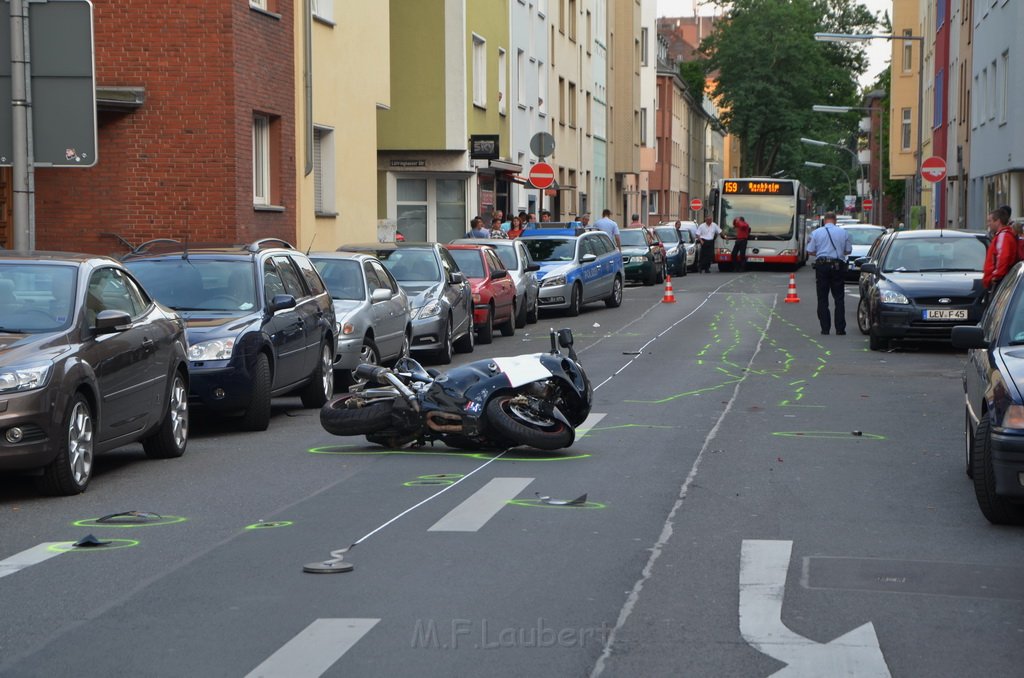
[529, 132, 556, 158]
[862, 198, 874, 211]
[528, 162, 555, 190]
[922, 156, 947, 183]
[689, 198, 703, 212]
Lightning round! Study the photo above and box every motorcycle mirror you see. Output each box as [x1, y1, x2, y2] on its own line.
[557, 328, 574, 348]
[396, 357, 433, 382]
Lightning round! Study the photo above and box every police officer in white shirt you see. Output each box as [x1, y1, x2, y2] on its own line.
[806, 211, 853, 335]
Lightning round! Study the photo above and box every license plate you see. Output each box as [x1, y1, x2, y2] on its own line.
[747, 257, 764, 263]
[923, 309, 967, 320]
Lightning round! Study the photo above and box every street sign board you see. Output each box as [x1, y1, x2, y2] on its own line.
[862, 198, 873, 211]
[528, 162, 555, 190]
[529, 132, 555, 159]
[689, 198, 703, 212]
[0, 0, 97, 167]
[922, 156, 947, 183]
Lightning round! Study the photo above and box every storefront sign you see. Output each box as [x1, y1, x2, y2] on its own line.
[470, 134, 500, 160]
[390, 159, 426, 168]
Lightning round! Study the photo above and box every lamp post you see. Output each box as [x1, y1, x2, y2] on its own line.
[812, 104, 885, 225]
[800, 136, 865, 195]
[814, 31, 924, 214]
[804, 161, 853, 207]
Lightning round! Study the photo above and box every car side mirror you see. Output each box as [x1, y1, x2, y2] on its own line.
[951, 325, 986, 349]
[860, 262, 877, 274]
[581, 253, 597, 263]
[269, 294, 297, 312]
[526, 263, 540, 272]
[370, 288, 393, 302]
[94, 309, 131, 334]
[490, 269, 508, 280]
[450, 271, 465, 285]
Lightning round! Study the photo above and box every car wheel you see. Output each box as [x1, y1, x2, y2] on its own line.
[454, 314, 475, 353]
[339, 337, 380, 390]
[301, 343, 335, 408]
[857, 297, 871, 335]
[514, 297, 528, 328]
[565, 283, 582, 317]
[434, 320, 454, 364]
[972, 413, 1024, 525]
[36, 393, 94, 496]
[392, 330, 411, 365]
[964, 408, 975, 479]
[239, 353, 272, 431]
[605, 275, 623, 308]
[527, 296, 539, 324]
[477, 306, 494, 344]
[499, 305, 516, 337]
[868, 327, 888, 351]
[142, 370, 189, 459]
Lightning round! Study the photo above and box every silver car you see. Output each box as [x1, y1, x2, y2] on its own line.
[450, 238, 540, 327]
[309, 252, 412, 388]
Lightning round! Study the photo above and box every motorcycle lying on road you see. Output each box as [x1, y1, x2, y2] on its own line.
[320, 328, 592, 451]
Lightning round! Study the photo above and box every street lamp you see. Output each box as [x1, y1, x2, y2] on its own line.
[804, 161, 853, 204]
[815, 31, 924, 213]
[812, 104, 885, 225]
[801, 136, 865, 198]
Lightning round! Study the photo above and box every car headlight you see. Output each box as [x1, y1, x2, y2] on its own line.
[0, 362, 52, 393]
[1003, 405, 1024, 429]
[188, 337, 236, 361]
[340, 322, 356, 335]
[880, 289, 910, 304]
[417, 300, 443, 319]
[666, 247, 679, 256]
[541, 274, 566, 288]
[629, 256, 646, 263]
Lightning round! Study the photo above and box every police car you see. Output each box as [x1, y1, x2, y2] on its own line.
[518, 224, 624, 315]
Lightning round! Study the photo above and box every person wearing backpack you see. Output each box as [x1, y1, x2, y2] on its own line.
[982, 207, 1019, 299]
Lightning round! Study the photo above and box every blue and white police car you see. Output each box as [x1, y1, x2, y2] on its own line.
[518, 225, 624, 316]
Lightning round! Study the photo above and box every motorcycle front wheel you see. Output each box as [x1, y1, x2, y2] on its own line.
[320, 395, 395, 436]
[485, 395, 575, 450]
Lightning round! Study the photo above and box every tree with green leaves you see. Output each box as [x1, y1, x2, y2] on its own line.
[701, 0, 878, 180]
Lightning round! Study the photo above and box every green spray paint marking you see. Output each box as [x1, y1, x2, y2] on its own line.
[507, 499, 607, 510]
[772, 431, 886, 440]
[245, 521, 294, 530]
[73, 516, 188, 529]
[309, 445, 590, 461]
[49, 539, 140, 553]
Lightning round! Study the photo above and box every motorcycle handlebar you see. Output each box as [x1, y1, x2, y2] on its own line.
[354, 364, 388, 382]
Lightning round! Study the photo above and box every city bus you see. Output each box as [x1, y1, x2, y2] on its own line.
[711, 178, 812, 271]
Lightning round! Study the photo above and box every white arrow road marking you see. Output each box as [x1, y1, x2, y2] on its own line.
[246, 618, 379, 678]
[428, 477, 534, 532]
[0, 543, 66, 580]
[739, 540, 891, 677]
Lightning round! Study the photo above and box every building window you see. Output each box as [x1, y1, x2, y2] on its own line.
[311, 0, 332, 21]
[585, 91, 592, 135]
[538, 61, 547, 115]
[472, 34, 486, 108]
[516, 49, 526, 107]
[1000, 50, 1008, 124]
[250, 0, 278, 13]
[640, 107, 647, 145]
[558, 0, 565, 33]
[498, 48, 507, 116]
[900, 107, 912, 151]
[902, 30, 913, 73]
[568, 0, 576, 41]
[641, 27, 648, 66]
[253, 114, 271, 205]
[934, 71, 943, 128]
[313, 126, 335, 215]
[558, 77, 566, 125]
[568, 82, 577, 128]
[649, 191, 658, 214]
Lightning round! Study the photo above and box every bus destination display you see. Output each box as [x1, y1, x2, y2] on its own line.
[722, 180, 795, 196]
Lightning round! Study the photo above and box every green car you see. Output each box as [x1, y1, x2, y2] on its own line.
[620, 227, 667, 286]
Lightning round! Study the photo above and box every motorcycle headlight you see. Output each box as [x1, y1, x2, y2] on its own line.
[541, 274, 567, 288]
[188, 337, 236, 361]
[0, 362, 52, 393]
[880, 289, 910, 305]
[417, 300, 443, 319]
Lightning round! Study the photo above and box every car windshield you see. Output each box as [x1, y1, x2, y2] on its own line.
[0, 263, 77, 333]
[523, 238, 576, 262]
[311, 258, 365, 301]
[619, 230, 649, 247]
[375, 250, 441, 282]
[490, 244, 518, 270]
[127, 259, 257, 311]
[845, 228, 885, 246]
[447, 249, 485, 278]
[654, 227, 680, 244]
[881, 236, 988, 273]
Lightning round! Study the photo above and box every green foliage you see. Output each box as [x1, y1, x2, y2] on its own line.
[678, 60, 707, 106]
[701, 0, 878, 178]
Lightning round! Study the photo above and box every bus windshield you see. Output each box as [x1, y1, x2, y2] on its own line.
[720, 195, 795, 241]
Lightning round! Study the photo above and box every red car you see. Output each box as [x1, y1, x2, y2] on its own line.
[445, 244, 517, 343]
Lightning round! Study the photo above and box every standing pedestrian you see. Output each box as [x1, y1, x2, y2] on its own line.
[731, 216, 751, 271]
[540, 210, 552, 222]
[467, 217, 489, 238]
[490, 217, 508, 238]
[578, 213, 591, 229]
[806, 212, 853, 335]
[507, 216, 524, 239]
[628, 213, 644, 228]
[982, 207, 1018, 300]
[593, 209, 621, 248]
[695, 215, 721, 273]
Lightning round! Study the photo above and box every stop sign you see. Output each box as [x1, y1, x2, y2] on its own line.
[922, 156, 947, 183]
[862, 198, 874, 211]
[528, 162, 555, 189]
[689, 198, 703, 212]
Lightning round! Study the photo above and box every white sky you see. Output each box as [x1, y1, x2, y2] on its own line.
[655, 0, 892, 87]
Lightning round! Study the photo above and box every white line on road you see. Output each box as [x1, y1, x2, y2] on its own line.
[246, 618, 380, 678]
[428, 477, 534, 532]
[739, 540, 890, 677]
[574, 412, 606, 438]
[0, 543, 66, 580]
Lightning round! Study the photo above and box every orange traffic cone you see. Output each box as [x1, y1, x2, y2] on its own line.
[784, 273, 801, 303]
[662, 274, 677, 303]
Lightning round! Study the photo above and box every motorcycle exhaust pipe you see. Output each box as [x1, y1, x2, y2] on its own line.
[425, 411, 463, 433]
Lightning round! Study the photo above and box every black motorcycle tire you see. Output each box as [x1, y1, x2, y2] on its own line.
[485, 395, 575, 450]
[320, 396, 394, 436]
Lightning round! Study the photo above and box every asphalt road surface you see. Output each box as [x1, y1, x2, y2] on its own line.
[2, 267, 1022, 678]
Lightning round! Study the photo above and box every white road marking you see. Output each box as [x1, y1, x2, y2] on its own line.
[246, 618, 380, 678]
[0, 543, 65, 580]
[574, 412, 606, 437]
[739, 540, 890, 677]
[428, 477, 534, 532]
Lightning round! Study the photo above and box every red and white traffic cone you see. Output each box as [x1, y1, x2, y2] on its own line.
[662, 274, 677, 303]
[784, 273, 800, 303]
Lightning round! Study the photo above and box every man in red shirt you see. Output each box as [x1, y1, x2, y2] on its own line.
[983, 207, 1018, 295]
[731, 216, 751, 271]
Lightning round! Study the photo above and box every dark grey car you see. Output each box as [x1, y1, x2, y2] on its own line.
[0, 253, 190, 495]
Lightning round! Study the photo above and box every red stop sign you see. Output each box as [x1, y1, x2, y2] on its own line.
[862, 198, 873, 211]
[922, 156, 947, 183]
[528, 162, 555, 189]
[689, 198, 703, 212]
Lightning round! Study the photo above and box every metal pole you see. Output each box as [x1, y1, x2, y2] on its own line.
[915, 37, 923, 216]
[877, 102, 883, 225]
[9, 0, 30, 250]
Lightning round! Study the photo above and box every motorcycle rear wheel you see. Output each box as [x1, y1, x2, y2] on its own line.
[320, 396, 395, 436]
[485, 395, 575, 450]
